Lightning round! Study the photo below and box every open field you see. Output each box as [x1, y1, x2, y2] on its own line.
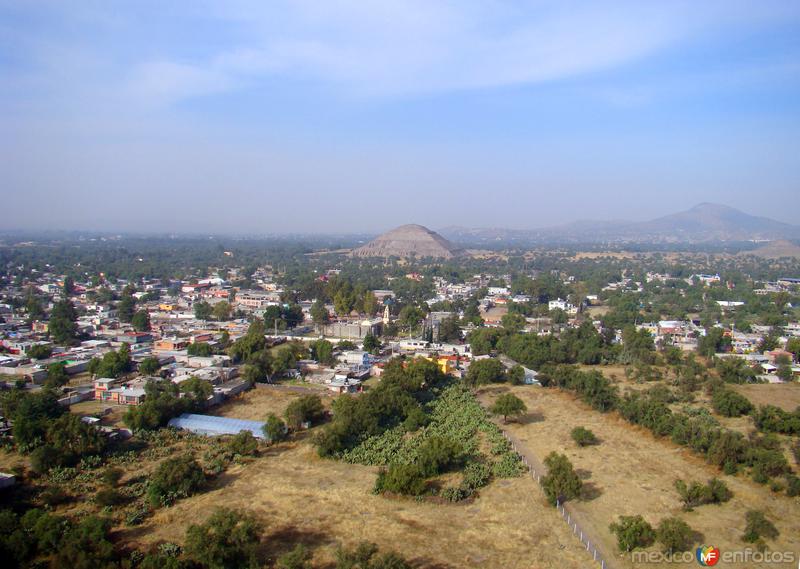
[123, 387, 595, 568]
[477, 385, 800, 569]
[731, 382, 800, 412]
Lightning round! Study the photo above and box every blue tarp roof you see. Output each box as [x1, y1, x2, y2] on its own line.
[168, 413, 267, 439]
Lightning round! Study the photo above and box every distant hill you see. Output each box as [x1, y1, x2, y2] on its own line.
[739, 240, 800, 259]
[352, 224, 462, 259]
[441, 203, 800, 245]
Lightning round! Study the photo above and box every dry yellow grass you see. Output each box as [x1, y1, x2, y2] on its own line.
[478, 385, 800, 569]
[731, 383, 800, 412]
[121, 387, 595, 568]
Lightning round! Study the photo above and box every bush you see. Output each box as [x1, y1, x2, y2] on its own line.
[609, 515, 655, 552]
[656, 517, 693, 553]
[440, 486, 470, 502]
[416, 436, 462, 477]
[147, 455, 205, 507]
[674, 478, 731, 510]
[374, 464, 426, 496]
[541, 452, 582, 505]
[185, 507, 262, 569]
[95, 488, 124, 507]
[571, 426, 598, 447]
[335, 542, 411, 569]
[464, 358, 506, 387]
[492, 452, 525, 478]
[263, 414, 288, 443]
[277, 544, 312, 569]
[712, 388, 753, 417]
[101, 467, 123, 487]
[228, 431, 259, 456]
[284, 395, 326, 429]
[30, 444, 66, 474]
[785, 474, 800, 497]
[741, 510, 779, 543]
[461, 461, 491, 490]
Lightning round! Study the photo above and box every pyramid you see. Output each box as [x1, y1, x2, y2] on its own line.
[352, 224, 462, 259]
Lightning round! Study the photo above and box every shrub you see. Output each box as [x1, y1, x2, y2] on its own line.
[711, 389, 753, 417]
[674, 478, 731, 510]
[541, 452, 582, 505]
[492, 452, 525, 478]
[284, 395, 326, 429]
[335, 542, 411, 569]
[571, 426, 598, 447]
[101, 467, 123, 487]
[461, 461, 491, 490]
[185, 507, 262, 569]
[95, 488, 124, 507]
[263, 414, 288, 443]
[228, 431, 259, 456]
[147, 455, 205, 507]
[609, 515, 655, 552]
[464, 358, 506, 387]
[416, 436, 462, 477]
[741, 510, 779, 543]
[785, 474, 800, 497]
[277, 544, 312, 569]
[374, 464, 426, 496]
[656, 517, 693, 553]
[440, 486, 470, 502]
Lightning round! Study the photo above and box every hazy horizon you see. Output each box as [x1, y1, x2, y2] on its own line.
[2, 1, 800, 233]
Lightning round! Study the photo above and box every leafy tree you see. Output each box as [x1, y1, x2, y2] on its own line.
[609, 515, 655, 552]
[571, 426, 598, 447]
[285, 395, 326, 429]
[397, 305, 424, 333]
[363, 333, 381, 354]
[416, 436, 463, 476]
[46, 413, 106, 463]
[179, 376, 213, 403]
[741, 510, 779, 543]
[26, 344, 52, 360]
[776, 363, 793, 382]
[541, 452, 582, 505]
[785, 337, 800, 360]
[263, 413, 287, 443]
[91, 344, 132, 378]
[185, 508, 262, 569]
[187, 342, 214, 357]
[131, 309, 151, 331]
[45, 362, 69, 388]
[2, 388, 64, 450]
[310, 299, 330, 325]
[147, 455, 205, 507]
[712, 388, 753, 417]
[656, 517, 693, 553]
[437, 315, 461, 342]
[228, 319, 267, 362]
[501, 312, 527, 333]
[466, 327, 503, 356]
[138, 356, 162, 376]
[25, 293, 45, 322]
[310, 339, 334, 365]
[506, 364, 525, 385]
[490, 393, 527, 423]
[674, 478, 731, 510]
[212, 301, 232, 321]
[228, 430, 259, 456]
[49, 299, 78, 345]
[362, 291, 378, 315]
[53, 516, 117, 569]
[194, 301, 213, 321]
[117, 292, 136, 323]
[698, 327, 731, 358]
[465, 358, 506, 387]
[715, 357, 756, 384]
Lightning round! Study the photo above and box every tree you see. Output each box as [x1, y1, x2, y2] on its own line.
[609, 515, 655, 552]
[506, 364, 525, 385]
[25, 293, 45, 322]
[42, 362, 69, 389]
[194, 301, 213, 321]
[712, 388, 753, 417]
[285, 395, 326, 429]
[187, 342, 214, 357]
[185, 508, 262, 569]
[741, 510, 779, 543]
[397, 305, 424, 333]
[147, 455, 205, 507]
[228, 431, 259, 456]
[263, 413, 287, 443]
[117, 292, 136, 323]
[490, 393, 527, 423]
[310, 299, 330, 325]
[363, 333, 381, 354]
[541, 452, 582, 505]
[49, 299, 78, 345]
[179, 376, 213, 403]
[26, 344, 52, 360]
[131, 309, 151, 331]
[310, 339, 334, 365]
[362, 291, 378, 315]
[437, 316, 462, 342]
[698, 327, 731, 358]
[53, 515, 117, 569]
[138, 357, 161, 376]
[228, 319, 267, 362]
[465, 358, 505, 387]
[501, 312, 526, 333]
[212, 301, 232, 321]
[776, 363, 793, 382]
[656, 517, 693, 553]
[374, 463, 426, 496]
[571, 426, 598, 447]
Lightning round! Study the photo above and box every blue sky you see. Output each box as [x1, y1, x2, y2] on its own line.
[1, 1, 799, 233]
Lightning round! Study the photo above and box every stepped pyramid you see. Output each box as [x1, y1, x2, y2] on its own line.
[352, 224, 462, 259]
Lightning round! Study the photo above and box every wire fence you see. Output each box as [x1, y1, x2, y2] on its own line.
[501, 430, 615, 569]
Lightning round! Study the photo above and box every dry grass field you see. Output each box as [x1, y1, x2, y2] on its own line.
[122, 387, 595, 568]
[478, 385, 800, 569]
[731, 382, 800, 412]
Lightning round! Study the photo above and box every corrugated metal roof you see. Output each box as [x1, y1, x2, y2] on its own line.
[168, 413, 267, 439]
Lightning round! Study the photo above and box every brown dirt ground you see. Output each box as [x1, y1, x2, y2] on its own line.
[121, 388, 595, 568]
[477, 385, 800, 569]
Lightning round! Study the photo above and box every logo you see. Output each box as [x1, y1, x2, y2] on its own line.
[696, 545, 720, 566]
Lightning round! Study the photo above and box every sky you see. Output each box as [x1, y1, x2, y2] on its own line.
[1, 0, 800, 234]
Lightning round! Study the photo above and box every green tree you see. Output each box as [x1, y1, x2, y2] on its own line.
[397, 305, 424, 333]
[263, 413, 287, 443]
[26, 344, 52, 360]
[501, 312, 526, 333]
[609, 515, 655, 552]
[228, 431, 259, 456]
[53, 516, 117, 569]
[285, 395, 326, 429]
[49, 299, 78, 345]
[310, 299, 330, 325]
[506, 364, 525, 385]
[541, 452, 582, 505]
[185, 508, 262, 569]
[117, 291, 136, 323]
[363, 333, 381, 354]
[362, 291, 378, 315]
[437, 315, 462, 343]
[712, 388, 753, 417]
[310, 339, 334, 366]
[138, 357, 161, 376]
[194, 301, 213, 321]
[741, 510, 778, 543]
[25, 293, 45, 322]
[147, 455, 205, 507]
[656, 517, 693, 553]
[131, 309, 151, 331]
[465, 358, 506, 387]
[187, 342, 214, 357]
[570, 426, 598, 447]
[490, 393, 527, 423]
[228, 319, 267, 362]
[212, 301, 232, 321]
[179, 376, 213, 403]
